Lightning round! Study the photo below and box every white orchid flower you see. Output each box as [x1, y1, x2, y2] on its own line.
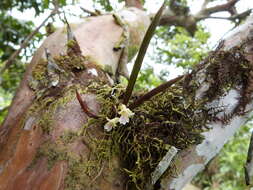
[104, 117, 119, 132]
[118, 104, 135, 125]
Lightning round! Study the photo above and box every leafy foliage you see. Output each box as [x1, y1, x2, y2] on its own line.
[153, 25, 210, 69]
[94, 0, 114, 11]
[0, 0, 68, 15]
[135, 66, 162, 90]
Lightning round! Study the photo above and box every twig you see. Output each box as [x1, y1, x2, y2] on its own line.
[76, 90, 99, 119]
[245, 131, 253, 185]
[129, 75, 184, 109]
[200, 9, 252, 21]
[0, 9, 57, 74]
[123, 0, 167, 105]
[229, 9, 252, 21]
[202, 16, 236, 20]
[64, 14, 82, 56]
[80, 7, 99, 16]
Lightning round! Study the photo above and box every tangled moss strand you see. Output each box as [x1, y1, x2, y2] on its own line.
[27, 44, 253, 189]
[110, 85, 215, 189]
[96, 47, 253, 189]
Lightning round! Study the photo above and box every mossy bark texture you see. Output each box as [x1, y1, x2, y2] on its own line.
[0, 8, 149, 190]
[0, 6, 253, 190]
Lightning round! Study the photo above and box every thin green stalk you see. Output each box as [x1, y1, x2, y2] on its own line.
[123, 0, 167, 105]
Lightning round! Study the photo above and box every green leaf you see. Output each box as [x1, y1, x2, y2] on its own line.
[123, 0, 167, 105]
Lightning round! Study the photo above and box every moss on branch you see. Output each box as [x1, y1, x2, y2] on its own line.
[26, 43, 253, 190]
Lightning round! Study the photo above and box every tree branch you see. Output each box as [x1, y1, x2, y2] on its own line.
[80, 7, 100, 16]
[199, 0, 239, 16]
[0, 9, 57, 74]
[159, 0, 244, 35]
[230, 9, 252, 21]
[200, 9, 252, 20]
[196, 9, 252, 23]
[159, 15, 253, 189]
[125, 0, 143, 9]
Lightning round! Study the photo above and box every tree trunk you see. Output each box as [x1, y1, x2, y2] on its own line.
[0, 8, 150, 190]
[0, 5, 253, 190]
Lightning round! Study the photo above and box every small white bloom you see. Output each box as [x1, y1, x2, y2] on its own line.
[88, 68, 98, 76]
[104, 117, 119, 132]
[118, 104, 134, 125]
[119, 115, 129, 125]
[51, 79, 59, 87]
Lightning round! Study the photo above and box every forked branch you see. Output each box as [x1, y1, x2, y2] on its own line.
[159, 0, 246, 35]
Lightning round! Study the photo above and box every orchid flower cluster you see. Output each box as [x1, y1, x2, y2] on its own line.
[104, 104, 135, 132]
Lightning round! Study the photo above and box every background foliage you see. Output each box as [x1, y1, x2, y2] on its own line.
[0, 0, 252, 189]
[193, 124, 252, 190]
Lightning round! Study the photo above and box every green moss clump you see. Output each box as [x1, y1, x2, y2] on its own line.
[32, 59, 47, 81]
[103, 65, 113, 76]
[113, 34, 126, 51]
[60, 130, 79, 144]
[203, 48, 251, 103]
[26, 85, 81, 134]
[31, 132, 113, 190]
[27, 45, 253, 190]
[29, 52, 89, 93]
[66, 40, 77, 49]
[84, 46, 253, 189]
[31, 140, 96, 189]
[184, 47, 253, 119]
[55, 55, 86, 73]
[110, 87, 213, 189]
